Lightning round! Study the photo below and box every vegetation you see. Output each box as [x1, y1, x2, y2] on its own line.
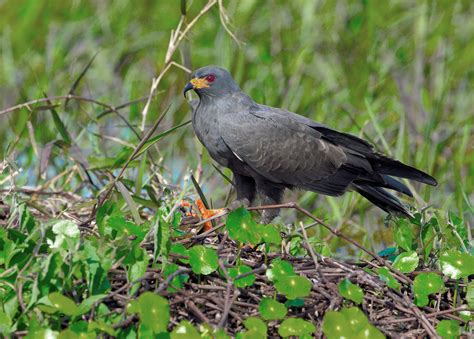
[0, 0, 472, 337]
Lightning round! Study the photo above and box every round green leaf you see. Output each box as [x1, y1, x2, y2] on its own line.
[436, 320, 460, 339]
[377, 267, 401, 290]
[265, 259, 295, 282]
[278, 318, 315, 337]
[275, 275, 312, 300]
[226, 207, 260, 244]
[323, 311, 352, 339]
[228, 265, 256, 288]
[338, 279, 364, 304]
[127, 292, 169, 334]
[259, 224, 281, 244]
[188, 245, 218, 275]
[171, 320, 200, 338]
[243, 317, 267, 335]
[392, 251, 419, 273]
[339, 307, 369, 333]
[439, 250, 474, 279]
[324, 308, 384, 339]
[258, 298, 287, 320]
[413, 272, 444, 306]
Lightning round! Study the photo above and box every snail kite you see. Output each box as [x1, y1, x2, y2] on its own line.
[184, 66, 437, 222]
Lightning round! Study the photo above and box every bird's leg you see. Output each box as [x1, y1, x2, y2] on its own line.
[229, 174, 256, 210]
[257, 181, 284, 224]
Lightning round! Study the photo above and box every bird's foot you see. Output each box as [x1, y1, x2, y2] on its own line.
[195, 199, 226, 231]
[228, 198, 250, 211]
[179, 199, 226, 232]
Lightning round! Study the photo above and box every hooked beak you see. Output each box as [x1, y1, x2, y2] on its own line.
[183, 77, 210, 97]
[183, 82, 194, 97]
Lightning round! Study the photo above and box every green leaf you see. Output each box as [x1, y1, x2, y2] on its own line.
[163, 263, 189, 292]
[448, 212, 468, 247]
[323, 307, 385, 339]
[127, 248, 149, 295]
[18, 203, 36, 233]
[392, 251, 419, 273]
[275, 275, 312, 300]
[45, 97, 72, 145]
[265, 259, 295, 282]
[188, 245, 218, 275]
[243, 317, 267, 335]
[47, 292, 79, 316]
[259, 224, 281, 244]
[47, 220, 80, 254]
[96, 201, 119, 235]
[127, 292, 169, 334]
[76, 294, 107, 316]
[258, 298, 287, 320]
[170, 243, 189, 264]
[323, 311, 351, 338]
[338, 279, 364, 304]
[421, 220, 436, 261]
[377, 267, 401, 290]
[88, 320, 116, 336]
[228, 265, 256, 288]
[108, 216, 147, 242]
[154, 212, 171, 264]
[284, 298, 305, 308]
[394, 219, 414, 251]
[226, 208, 261, 244]
[0, 310, 12, 335]
[439, 249, 474, 279]
[436, 320, 460, 339]
[339, 307, 369, 333]
[413, 273, 444, 306]
[171, 320, 200, 338]
[278, 318, 315, 337]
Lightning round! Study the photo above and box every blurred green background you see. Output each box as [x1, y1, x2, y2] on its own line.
[1, 0, 472, 250]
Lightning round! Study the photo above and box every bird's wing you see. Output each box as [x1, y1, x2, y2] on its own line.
[258, 105, 437, 186]
[220, 106, 369, 195]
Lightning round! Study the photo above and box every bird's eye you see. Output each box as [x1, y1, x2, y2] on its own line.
[205, 74, 216, 83]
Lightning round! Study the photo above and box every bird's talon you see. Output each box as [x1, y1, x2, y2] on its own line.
[195, 198, 225, 231]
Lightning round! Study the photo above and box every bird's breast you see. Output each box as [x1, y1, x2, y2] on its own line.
[192, 108, 231, 167]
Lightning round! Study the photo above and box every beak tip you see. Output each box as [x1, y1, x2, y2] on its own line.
[183, 83, 194, 98]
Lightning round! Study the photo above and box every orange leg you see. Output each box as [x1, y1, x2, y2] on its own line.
[195, 199, 226, 231]
[179, 199, 225, 231]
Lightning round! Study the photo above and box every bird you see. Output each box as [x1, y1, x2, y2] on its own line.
[183, 66, 437, 223]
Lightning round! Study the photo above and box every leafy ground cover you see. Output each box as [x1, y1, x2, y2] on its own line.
[0, 196, 472, 337]
[0, 0, 473, 338]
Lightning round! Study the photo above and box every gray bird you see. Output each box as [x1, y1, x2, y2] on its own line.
[184, 66, 437, 223]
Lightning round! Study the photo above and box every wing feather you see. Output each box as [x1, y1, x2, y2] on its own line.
[220, 107, 349, 189]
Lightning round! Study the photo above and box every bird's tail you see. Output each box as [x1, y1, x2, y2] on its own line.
[353, 183, 413, 217]
[372, 155, 437, 186]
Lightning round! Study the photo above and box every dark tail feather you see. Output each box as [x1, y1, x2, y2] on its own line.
[354, 184, 412, 217]
[354, 175, 413, 197]
[382, 175, 413, 197]
[373, 155, 437, 186]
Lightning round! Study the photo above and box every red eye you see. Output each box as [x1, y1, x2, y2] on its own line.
[205, 74, 216, 83]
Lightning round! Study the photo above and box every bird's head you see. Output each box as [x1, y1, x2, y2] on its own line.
[183, 66, 239, 98]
